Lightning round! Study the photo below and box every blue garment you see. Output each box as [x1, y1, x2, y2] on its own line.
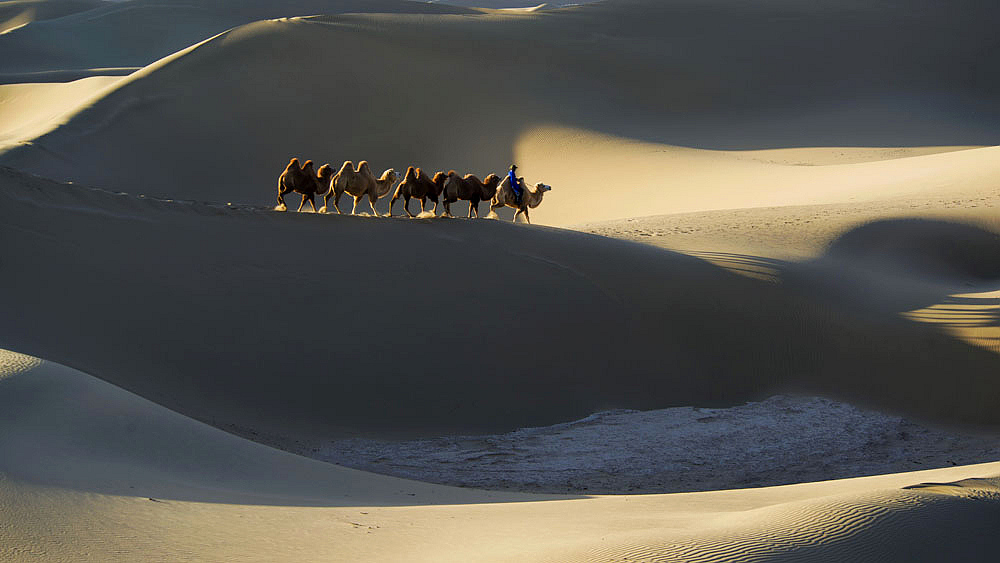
[508, 169, 523, 204]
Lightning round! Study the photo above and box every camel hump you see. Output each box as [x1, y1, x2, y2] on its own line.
[302, 159, 313, 168]
[447, 170, 458, 176]
[289, 157, 299, 166]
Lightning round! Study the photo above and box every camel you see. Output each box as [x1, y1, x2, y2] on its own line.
[276, 158, 329, 212]
[388, 166, 447, 217]
[489, 175, 551, 224]
[440, 171, 501, 218]
[320, 160, 398, 215]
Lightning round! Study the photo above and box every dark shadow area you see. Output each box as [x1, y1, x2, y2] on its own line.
[0, 0, 478, 74]
[822, 219, 1000, 283]
[3, 169, 1000, 448]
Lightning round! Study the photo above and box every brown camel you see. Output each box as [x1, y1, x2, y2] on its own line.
[441, 171, 501, 218]
[320, 160, 399, 215]
[489, 175, 551, 224]
[276, 158, 328, 212]
[388, 166, 447, 217]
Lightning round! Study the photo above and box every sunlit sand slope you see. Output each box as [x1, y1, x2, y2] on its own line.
[2, 349, 999, 561]
[0, 76, 122, 143]
[2, 0, 998, 222]
[2, 167, 999, 441]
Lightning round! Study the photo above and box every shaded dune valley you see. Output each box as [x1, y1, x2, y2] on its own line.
[3, 0, 1000, 561]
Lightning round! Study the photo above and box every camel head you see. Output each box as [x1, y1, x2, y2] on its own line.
[482, 173, 501, 197]
[376, 168, 398, 197]
[535, 183, 551, 192]
[316, 164, 333, 191]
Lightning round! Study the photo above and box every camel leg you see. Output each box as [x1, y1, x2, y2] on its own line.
[387, 193, 398, 216]
[418, 197, 426, 214]
[306, 194, 317, 212]
[468, 199, 477, 219]
[369, 193, 379, 216]
[405, 196, 416, 218]
[523, 207, 530, 224]
[443, 200, 452, 217]
[513, 209, 523, 223]
[332, 190, 345, 214]
[276, 186, 288, 211]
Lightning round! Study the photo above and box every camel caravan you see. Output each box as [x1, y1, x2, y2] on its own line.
[276, 158, 552, 223]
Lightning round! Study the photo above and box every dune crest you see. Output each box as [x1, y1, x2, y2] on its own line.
[2, 1, 999, 224]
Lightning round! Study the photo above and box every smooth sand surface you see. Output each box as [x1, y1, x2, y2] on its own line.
[4, 167, 1000, 441]
[3, 350, 999, 562]
[0, 0, 102, 33]
[2, 0, 999, 221]
[0, 75, 122, 145]
[2, 1, 1000, 560]
[0, 0, 476, 74]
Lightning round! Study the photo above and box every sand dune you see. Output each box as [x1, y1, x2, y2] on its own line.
[0, 0, 476, 75]
[0, 75, 122, 144]
[0, 348, 533, 505]
[3, 167, 1000, 442]
[3, 349, 999, 561]
[3, 1, 1000, 560]
[0, 0, 102, 34]
[2, 0, 998, 223]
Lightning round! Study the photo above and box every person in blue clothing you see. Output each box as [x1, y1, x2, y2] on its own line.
[508, 164, 523, 205]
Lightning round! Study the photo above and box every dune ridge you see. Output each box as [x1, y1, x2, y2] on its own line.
[2, 349, 999, 562]
[3, 167, 1000, 441]
[0, 0, 478, 74]
[0, 0, 102, 34]
[2, 0, 998, 225]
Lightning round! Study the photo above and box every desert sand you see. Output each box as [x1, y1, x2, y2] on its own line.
[2, 0, 1000, 561]
[4, 350, 1000, 562]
